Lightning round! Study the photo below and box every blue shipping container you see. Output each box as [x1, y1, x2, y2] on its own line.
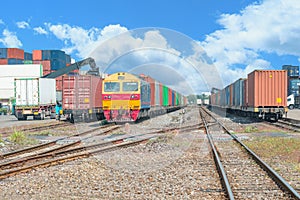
[42, 50, 51, 60]
[51, 50, 65, 60]
[171, 91, 175, 106]
[0, 48, 7, 59]
[233, 79, 245, 107]
[24, 52, 32, 60]
[282, 65, 299, 77]
[8, 58, 23, 64]
[289, 79, 300, 90]
[50, 59, 66, 70]
[225, 86, 230, 106]
[65, 54, 71, 64]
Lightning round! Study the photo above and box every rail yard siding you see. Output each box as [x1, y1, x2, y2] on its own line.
[247, 70, 287, 107]
[62, 75, 102, 110]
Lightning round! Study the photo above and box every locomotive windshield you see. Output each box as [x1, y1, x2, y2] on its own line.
[123, 82, 138, 91]
[104, 82, 120, 92]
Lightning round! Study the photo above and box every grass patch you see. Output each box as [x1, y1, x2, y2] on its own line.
[0, 134, 3, 144]
[29, 130, 53, 136]
[244, 137, 300, 172]
[9, 130, 38, 145]
[244, 125, 258, 133]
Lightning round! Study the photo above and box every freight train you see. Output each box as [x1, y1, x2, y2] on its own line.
[102, 72, 187, 122]
[209, 70, 288, 121]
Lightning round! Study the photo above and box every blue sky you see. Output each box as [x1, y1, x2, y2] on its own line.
[0, 0, 299, 94]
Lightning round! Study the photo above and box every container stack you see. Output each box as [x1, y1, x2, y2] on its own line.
[0, 48, 25, 64]
[32, 49, 72, 92]
[282, 65, 300, 96]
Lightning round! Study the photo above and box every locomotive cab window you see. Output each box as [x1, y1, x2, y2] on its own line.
[123, 82, 138, 91]
[104, 82, 120, 92]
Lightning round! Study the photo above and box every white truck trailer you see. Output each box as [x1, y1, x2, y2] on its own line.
[14, 78, 56, 120]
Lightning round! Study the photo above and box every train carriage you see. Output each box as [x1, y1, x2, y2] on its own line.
[209, 70, 288, 120]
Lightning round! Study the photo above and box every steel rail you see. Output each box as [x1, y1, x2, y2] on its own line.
[201, 106, 300, 199]
[199, 109, 234, 200]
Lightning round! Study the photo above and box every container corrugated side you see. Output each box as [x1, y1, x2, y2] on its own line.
[15, 78, 56, 106]
[24, 52, 32, 60]
[233, 78, 245, 108]
[168, 88, 172, 106]
[39, 78, 56, 105]
[32, 50, 42, 60]
[162, 85, 168, 106]
[15, 78, 39, 106]
[247, 70, 287, 107]
[62, 75, 102, 110]
[8, 58, 23, 64]
[154, 81, 160, 106]
[7, 48, 24, 59]
[0, 59, 8, 64]
[159, 83, 163, 106]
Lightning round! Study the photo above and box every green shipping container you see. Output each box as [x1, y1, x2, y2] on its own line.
[163, 85, 169, 106]
[23, 60, 33, 64]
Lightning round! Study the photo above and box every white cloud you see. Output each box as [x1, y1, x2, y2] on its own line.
[16, 21, 29, 29]
[0, 29, 22, 48]
[33, 27, 48, 35]
[0, 19, 4, 25]
[200, 0, 300, 85]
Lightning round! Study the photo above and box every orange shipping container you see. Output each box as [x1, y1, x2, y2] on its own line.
[32, 50, 42, 60]
[247, 70, 287, 107]
[7, 48, 24, 59]
[0, 59, 8, 65]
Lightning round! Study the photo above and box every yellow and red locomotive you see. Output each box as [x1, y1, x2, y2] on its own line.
[102, 72, 187, 122]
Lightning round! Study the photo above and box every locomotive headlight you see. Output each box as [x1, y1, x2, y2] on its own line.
[108, 95, 111, 99]
[131, 95, 135, 99]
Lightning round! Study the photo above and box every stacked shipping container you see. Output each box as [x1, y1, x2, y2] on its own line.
[282, 65, 300, 96]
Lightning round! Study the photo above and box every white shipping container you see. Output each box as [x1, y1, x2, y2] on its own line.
[0, 64, 43, 99]
[15, 78, 56, 106]
[0, 64, 42, 77]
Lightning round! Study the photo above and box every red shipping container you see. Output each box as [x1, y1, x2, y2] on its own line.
[33, 60, 51, 71]
[247, 70, 287, 107]
[0, 59, 8, 65]
[32, 50, 42, 60]
[229, 84, 234, 106]
[7, 48, 24, 59]
[62, 75, 102, 110]
[43, 70, 52, 76]
[56, 75, 63, 91]
[168, 88, 172, 106]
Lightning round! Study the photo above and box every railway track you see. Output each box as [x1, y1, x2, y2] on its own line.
[0, 123, 202, 180]
[270, 118, 300, 132]
[0, 124, 120, 160]
[0, 121, 74, 137]
[199, 106, 300, 199]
